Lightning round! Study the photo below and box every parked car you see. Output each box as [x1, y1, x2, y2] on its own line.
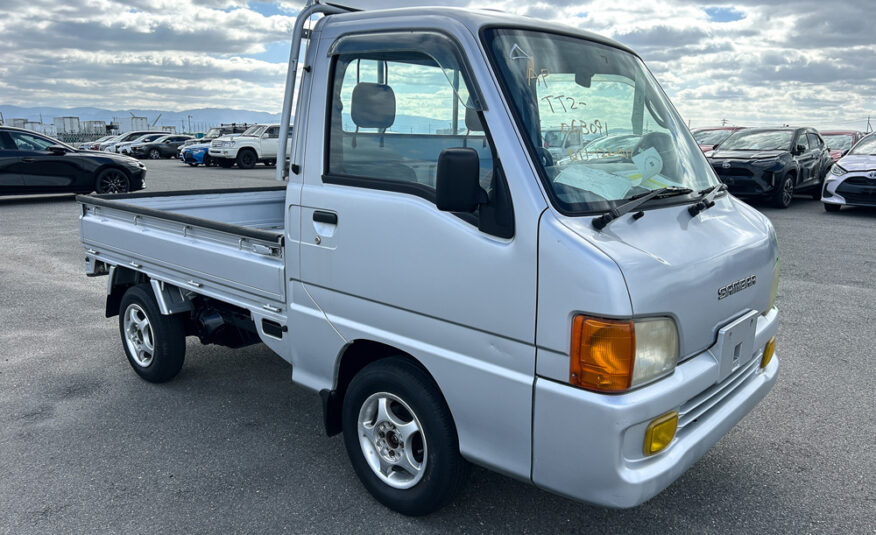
[822, 133, 876, 212]
[180, 134, 241, 166]
[708, 127, 833, 208]
[208, 124, 291, 169]
[77, 4, 781, 516]
[542, 127, 588, 161]
[692, 126, 744, 152]
[819, 130, 866, 162]
[118, 133, 166, 155]
[81, 135, 116, 151]
[129, 135, 193, 159]
[0, 126, 146, 195]
[102, 130, 166, 153]
[178, 124, 253, 152]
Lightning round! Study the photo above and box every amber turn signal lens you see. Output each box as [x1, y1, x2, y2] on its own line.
[570, 316, 635, 392]
[644, 411, 678, 456]
[761, 336, 776, 369]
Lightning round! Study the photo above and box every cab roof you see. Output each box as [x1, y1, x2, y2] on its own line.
[321, 6, 638, 57]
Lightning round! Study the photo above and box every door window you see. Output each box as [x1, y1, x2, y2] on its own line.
[9, 131, 55, 151]
[795, 133, 810, 152]
[807, 133, 822, 149]
[326, 51, 492, 196]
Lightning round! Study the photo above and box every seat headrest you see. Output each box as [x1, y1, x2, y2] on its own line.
[465, 106, 483, 132]
[351, 82, 396, 130]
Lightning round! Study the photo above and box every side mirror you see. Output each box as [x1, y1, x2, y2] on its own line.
[436, 147, 482, 212]
[47, 145, 68, 154]
[793, 144, 806, 155]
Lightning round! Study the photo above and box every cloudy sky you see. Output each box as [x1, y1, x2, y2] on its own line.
[1, 0, 873, 130]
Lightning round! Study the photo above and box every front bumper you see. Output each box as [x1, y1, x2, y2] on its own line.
[532, 308, 779, 508]
[712, 161, 783, 197]
[823, 174, 876, 207]
[208, 148, 234, 157]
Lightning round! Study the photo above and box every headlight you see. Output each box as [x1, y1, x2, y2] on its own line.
[569, 315, 678, 392]
[830, 164, 846, 176]
[753, 157, 779, 166]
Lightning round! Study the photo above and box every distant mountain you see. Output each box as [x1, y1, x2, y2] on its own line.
[0, 105, 283, 132]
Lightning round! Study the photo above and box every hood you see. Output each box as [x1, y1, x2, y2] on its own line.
[837, 154, 876, 171]
[557, 196, 778, 358]
[80, 150, 143, 167]
[710, 149, 787, 160]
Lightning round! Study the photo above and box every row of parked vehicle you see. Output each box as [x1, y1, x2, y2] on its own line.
[80, 131, 194, 159]
[691, 126, 872, 211]
[177, 123, 292, 170]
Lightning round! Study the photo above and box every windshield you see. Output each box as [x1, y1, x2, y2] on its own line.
[822, 134, 854, 151]
[241, 125, 265, 137]
[848, 135, 876, 155]
[693, 129, 734, 145]
[720, 130, 793, 151]
[485, 29, 714, 214]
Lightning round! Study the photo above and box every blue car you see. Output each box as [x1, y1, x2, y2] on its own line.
[180, 141, 213, 166]
[180, 134, 242, 166]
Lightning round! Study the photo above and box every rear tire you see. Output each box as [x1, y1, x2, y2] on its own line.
[236, 149, 257, 169]
[118, 284, 185, 383]
[771, 174, 794, 208]
[342, 357, 469, 516]
[824, 203, 841, 212]
[264, 159, 276, 167]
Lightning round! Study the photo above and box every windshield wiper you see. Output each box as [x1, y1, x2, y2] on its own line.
[592, 187, 693, 230]
[688, 183, 728, 216]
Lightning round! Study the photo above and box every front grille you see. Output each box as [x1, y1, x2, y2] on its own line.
[715, 167, 754, 178]
[677, 358, 760, 432]
[842, 176, 876, 186]
[837, 179, 876, 205]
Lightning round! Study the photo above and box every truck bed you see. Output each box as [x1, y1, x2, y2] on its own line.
[77, 186, 287, 311]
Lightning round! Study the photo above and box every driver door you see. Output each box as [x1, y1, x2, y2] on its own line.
[6, 131, 81, 191]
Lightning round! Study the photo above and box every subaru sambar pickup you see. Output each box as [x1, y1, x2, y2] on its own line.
[77, 2, 780, 516]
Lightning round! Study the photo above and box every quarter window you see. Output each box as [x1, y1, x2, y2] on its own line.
[807, 133, 822, 148]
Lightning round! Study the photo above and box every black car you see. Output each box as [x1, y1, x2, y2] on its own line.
[129, 135, 193, 159]
[707, 127, 833, 208]
[0, 127, 147, 195]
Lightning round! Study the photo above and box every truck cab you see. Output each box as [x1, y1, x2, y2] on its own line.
[78, 3, 780, 516]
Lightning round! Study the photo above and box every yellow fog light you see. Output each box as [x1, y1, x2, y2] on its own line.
[644, 411, 678, 456]
[761, 336, 776, 369]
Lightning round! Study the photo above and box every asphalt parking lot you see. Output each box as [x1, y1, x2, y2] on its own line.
[0, 159, 873, 534]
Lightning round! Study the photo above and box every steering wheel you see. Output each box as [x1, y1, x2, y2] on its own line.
[537, 147, 554, 168]
[631, 132, 680, 179]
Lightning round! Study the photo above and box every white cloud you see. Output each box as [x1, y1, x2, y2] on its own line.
[0, 0, 873, 130]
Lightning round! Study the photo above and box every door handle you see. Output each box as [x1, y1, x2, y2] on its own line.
[313, 210, 337, 225]
[21, 158, 35, 163]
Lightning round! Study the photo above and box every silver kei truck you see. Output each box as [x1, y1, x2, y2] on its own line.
[77, 2, 780, 516]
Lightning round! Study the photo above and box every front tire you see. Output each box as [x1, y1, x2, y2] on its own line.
[772, 174, 795, 208]
[118, 284, 186, 383]
[342, 358, 468, 516]
[203, 154, 213, 167]
[95, 168, 131, 194]
[236, 149, 257, 169]
[148, 148, 161, 160]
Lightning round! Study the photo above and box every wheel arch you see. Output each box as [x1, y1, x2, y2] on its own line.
[320, 339, 452, 438]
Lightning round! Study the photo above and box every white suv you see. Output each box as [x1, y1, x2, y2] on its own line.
[208, 124, 292, 169]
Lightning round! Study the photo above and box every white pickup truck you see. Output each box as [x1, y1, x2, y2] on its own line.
[208, 123, 292, 169]
[78, 2, 780, 516]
